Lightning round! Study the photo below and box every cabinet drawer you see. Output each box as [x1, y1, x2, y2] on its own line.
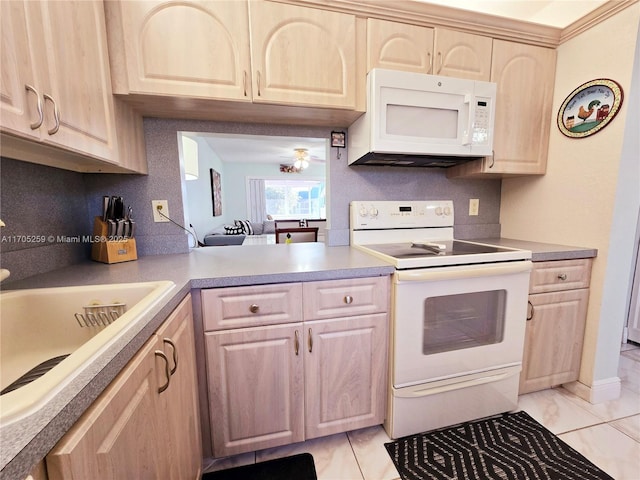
[202, 283, 303, 331]
[303, 277, 389, 320]
[529, 259, 593, 294]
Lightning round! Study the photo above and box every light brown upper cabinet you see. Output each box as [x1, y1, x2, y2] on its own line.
[105, 0, 360, 110]
[447, 40, 556, 178]
[249, 1, 358, 109]
[0, 0, 120, 167]
[104, 0, 252, 101]
[432, 28, 492, 81]
[367, 19, 491, 81]
[366, 19, 434, 74]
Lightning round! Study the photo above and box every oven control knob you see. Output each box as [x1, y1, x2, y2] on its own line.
[444, 206, 452, 216]
[369, 207, 379, 217]
[359, 206, 368, 217]
[435, 207, 443, 216]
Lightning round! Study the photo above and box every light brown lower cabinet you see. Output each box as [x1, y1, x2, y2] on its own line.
[519, 259, 592, 394]
[303, 315, 387, 440]
[45, 294, 201, 480]
[202, 277, 389, 458]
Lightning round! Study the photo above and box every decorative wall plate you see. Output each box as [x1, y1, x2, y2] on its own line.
[557, 78, 623, 138]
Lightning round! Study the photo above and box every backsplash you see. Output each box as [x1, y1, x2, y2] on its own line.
[0, 159, 90, 281]
[0, 119, 501, 283]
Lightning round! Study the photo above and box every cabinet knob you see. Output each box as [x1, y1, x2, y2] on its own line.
[526, 300, 534, 321]
[557, 273, 568, 281]
[344, 295, 353, 304]
[249, 304, 259, 313]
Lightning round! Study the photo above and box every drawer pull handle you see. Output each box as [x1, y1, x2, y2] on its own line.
[294, 330, 300, 356]
[25, 84, 43, 129]
[243, 70, 247, 97]
[155, 350, 171, 393]
[344, 295, 353, 304]
[163, 338, 178, 375]
[308, 328, 313, 353]
[558, 273, 568, 281]
[43, 93, 60, 135]
[256, 71, 261, 96]
[249, 304, 259, 313]
[526, 300, 534, 321]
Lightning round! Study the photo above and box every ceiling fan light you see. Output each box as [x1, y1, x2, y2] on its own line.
[293, 148, 310, 170]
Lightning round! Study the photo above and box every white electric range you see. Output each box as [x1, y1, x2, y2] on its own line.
[350, 200, 532, 438]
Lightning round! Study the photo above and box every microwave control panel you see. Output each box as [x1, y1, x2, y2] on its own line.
[472, 97, 492, 145]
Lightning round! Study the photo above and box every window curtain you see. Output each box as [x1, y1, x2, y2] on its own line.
[247, 178, 266, 223]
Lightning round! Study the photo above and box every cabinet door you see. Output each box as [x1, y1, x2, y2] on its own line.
[104, 0, 252, 101]
[38, 0, 117, 161]
[205, 323, 304, 457]
[0, 1, 40, 139]
[433, 28, 492, 81]
[304, 314, 388, 439]
[154, 294, 202, 480]
[46, 336, 165, 480]
[490, 40, 556, 174]
[519, 289, 590, 394]
[367, 18, 434, 74]
[248, 1, 357, 108]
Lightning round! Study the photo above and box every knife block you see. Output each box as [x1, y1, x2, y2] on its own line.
[91, 217, 138, 264]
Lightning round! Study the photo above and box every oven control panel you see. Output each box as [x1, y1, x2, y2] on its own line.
[350, 201, 454, 229]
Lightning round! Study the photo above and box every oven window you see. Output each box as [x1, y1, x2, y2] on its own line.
[423, 290, 506, 355]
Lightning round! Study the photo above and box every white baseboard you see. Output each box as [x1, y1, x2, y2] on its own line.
[563, 377, 622, 404]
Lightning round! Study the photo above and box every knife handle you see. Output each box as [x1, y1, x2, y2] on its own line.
[102, 196, 110, 222]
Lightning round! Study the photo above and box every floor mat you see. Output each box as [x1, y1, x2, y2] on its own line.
[202, 453, 317, 480]
[385, 410, 613, 480]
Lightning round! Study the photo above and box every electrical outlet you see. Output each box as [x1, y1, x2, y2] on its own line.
[152, 200, 169, 222]
[469, 198, 479, 216]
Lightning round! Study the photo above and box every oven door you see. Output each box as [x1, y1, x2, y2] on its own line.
[391, 260, 531, 388]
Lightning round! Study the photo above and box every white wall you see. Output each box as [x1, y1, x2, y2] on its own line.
[500, 4, 640, 397]
[184, 138, 227, 239]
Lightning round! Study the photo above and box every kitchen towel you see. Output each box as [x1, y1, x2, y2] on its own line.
[385, 410, 613, 480]
[202, 452, 317, 480]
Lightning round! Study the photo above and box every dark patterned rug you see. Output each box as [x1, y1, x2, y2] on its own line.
[202, 453, 317, 480]
[385, 411, 613, 480]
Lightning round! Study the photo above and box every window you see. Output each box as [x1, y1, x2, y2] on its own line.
[264, 179, 325, 219]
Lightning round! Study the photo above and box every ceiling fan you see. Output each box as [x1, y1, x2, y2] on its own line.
[279, 147, 322, 171]
[293, 148, 310, 170]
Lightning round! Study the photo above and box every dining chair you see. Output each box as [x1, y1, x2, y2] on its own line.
[275, 227, 319, 243]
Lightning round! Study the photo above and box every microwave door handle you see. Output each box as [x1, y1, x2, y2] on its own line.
[462, 94, 474, 146]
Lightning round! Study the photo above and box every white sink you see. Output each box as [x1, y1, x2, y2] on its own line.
[0, 281, 176, 426]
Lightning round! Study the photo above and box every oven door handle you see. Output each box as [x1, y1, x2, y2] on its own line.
[395, 370, 518, 398]
[395, 261, 532, 283]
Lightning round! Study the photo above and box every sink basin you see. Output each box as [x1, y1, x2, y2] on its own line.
[0, 281, 176, 426]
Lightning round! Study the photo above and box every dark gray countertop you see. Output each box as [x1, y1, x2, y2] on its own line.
[471, 238, 597, 262]
[0, 244, 394, 480]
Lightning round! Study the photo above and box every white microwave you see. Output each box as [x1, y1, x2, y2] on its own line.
[348, 69, 497, 167]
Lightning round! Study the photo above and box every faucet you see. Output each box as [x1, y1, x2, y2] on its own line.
[0, 219, 10, 282]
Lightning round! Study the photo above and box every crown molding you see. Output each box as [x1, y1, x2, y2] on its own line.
[275, 0, 635, 48]
[560, 0, 639, 44]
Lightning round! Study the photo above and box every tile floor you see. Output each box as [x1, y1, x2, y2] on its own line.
[203, 344, 640, 479]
